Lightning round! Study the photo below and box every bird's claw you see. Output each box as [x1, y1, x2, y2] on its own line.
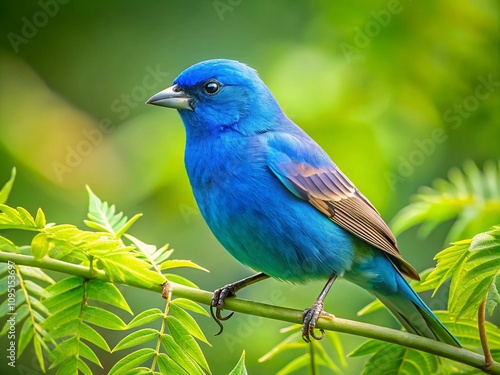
[210, 285, 237, 335]
[302, 300, 334, 343]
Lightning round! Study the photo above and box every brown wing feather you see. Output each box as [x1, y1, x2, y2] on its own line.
[276, 162, 420, 280]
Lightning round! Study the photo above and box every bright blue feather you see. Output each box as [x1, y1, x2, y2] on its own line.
[152, 59, 460, 346]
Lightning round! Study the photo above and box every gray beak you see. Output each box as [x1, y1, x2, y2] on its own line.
[146, 85, 193, 110]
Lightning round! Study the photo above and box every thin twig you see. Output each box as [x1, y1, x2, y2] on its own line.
[479, 298, 494, 369]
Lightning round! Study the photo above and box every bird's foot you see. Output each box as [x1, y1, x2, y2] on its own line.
[210, 284, 238, 335]
[302, 300, 335, 343]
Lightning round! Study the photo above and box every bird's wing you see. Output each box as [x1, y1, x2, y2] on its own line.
[266, 133, 420, 280]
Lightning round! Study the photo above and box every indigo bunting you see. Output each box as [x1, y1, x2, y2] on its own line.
[147, 59, 459, 346]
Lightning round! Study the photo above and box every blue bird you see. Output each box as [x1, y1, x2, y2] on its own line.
[146, 59, 460, 346]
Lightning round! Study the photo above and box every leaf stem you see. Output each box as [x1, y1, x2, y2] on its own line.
[479, 298, 494, 369]
[151, 285, 171, 372]
[309, 342, 317, 375]
[2, 253, 499, 374]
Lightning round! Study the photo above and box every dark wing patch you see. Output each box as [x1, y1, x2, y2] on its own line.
[270, 161, 420, 281]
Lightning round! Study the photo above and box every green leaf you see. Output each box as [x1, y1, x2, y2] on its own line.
[113, 328, 159, 351]
[45, 276, 84, 297]
[24, 279, 47, 298]
[78, 340, 102, 367]
[258, 332, 304, 362]
[164, 273, 199, 289]
[434, 311, 500, 348]
[33, 334, 46, 372]
[314, 342, 343, 374]
[276, 353, 310, 375]
[115, 213, 143, 239]
[122, 368, 154, 375]
[166, 316, 210, 373]
[108, 348, 155, 375]
[18, 265, 54, 284]
[87, 279, 132, 314]
[55, 356, 77, 375]
[349, 339, 386, 357]
[18, 318, 34, 357]
[159, 259, 209, 272]
[449, 227, 500, 319]
[126, 233, 161, 258]
[85, 185, 128, 235]
[17, 206, 36, 226]
[43, 285, 84, 312]
[360, 343, 438, 375]
[171, 298, 209, 316]
[97, 252, 166, 288]
[0, 235, 17, 253]
[161, 334, 205, 375]
[126, 308, 163, 329]
[42, 303, 81, 330]
[77, 358, 93, 375]
[0, 167, 16, 205]
[35, 208, 46, 228]
[228, 351, 248, 375]
[422, 240, 470, 294]
[0, 204, 40, 230]
[168, 304, 210, 344]
[82, 306, 126, 330]
[80, 323, 111, 351]
[325, 331, 347, 367]
[157, 353, 188, 375]
[52, 337, 79, 367]
[46, 320, 79, 341]
[486, 276, 500, 316]
[31, 232, 52, 259]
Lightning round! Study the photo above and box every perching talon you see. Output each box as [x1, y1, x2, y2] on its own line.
[302, 301, 335, 342]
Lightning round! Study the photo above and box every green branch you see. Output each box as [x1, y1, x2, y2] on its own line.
[1, 252, 499, 374]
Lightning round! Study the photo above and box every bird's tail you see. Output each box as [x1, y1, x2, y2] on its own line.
[372, 274, 460, 347]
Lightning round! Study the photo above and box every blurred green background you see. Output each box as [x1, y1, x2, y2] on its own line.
[0, 1, 499, 374]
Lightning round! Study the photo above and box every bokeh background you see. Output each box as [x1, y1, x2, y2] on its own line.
[1, 1, 499, 374]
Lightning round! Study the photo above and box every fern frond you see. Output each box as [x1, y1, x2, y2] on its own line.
[112, 294, 211, 375]
[42, 277, 131, 374]
[0, 260, 55, 372]
[391, 160, 500, 242]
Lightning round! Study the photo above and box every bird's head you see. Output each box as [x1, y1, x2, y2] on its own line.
[146, 59, 282, 137]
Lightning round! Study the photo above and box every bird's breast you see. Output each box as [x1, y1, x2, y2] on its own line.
[184, 135, 356, 282]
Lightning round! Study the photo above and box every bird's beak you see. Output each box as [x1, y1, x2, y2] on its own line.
[146, 85, 193, 110]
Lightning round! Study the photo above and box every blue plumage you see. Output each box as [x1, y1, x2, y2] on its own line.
[147, 59, 459, 346]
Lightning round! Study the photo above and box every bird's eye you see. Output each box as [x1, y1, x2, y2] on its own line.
[203, 81, 220, 95]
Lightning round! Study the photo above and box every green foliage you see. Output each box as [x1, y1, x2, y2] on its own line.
[391, 160, 500, 242]
[422, 226, 500, 320]
[259, 325, 346, 374]
[0, 172, 211, 374]
[85, 185, 143, 239]
[110, 294, 211, 375]
[43, 277, 129, 373]
[350, 311, 500, 375]
[349, 339, 438, 375]
[228, 351, 248, 375]
[0, 261, 54, 372]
